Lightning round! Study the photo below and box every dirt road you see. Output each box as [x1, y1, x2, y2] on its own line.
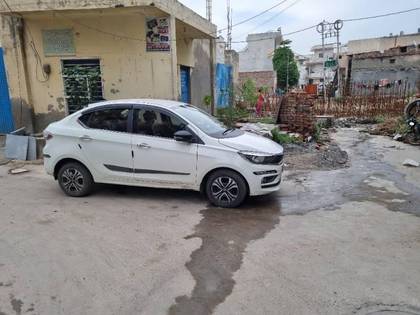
[0, 128, 419, 315]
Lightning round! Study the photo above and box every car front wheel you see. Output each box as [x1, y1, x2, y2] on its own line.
[205, 170, 247, 208]
[57, 162, 94, 197]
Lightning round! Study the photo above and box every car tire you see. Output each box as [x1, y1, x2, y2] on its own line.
[57, 162, 94, 197]
[205, 170, 247, 208]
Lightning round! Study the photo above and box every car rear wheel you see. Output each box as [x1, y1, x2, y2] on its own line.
[57, 162, 94, 197]
[205, 170, 247, 208]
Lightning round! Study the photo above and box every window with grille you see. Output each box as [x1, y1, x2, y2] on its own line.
[62, 59, 104, 114]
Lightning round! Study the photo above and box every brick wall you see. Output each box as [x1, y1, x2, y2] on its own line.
[239, 71, 276, 90]
[277, 92, 316, 136]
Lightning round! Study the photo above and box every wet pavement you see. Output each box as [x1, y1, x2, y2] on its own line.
[0, 128, 419, 315]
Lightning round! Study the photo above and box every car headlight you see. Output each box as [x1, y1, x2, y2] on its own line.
[238, 151, 283, 165]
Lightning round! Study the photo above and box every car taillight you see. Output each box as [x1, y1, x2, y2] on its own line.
[44, 131, 53, 141]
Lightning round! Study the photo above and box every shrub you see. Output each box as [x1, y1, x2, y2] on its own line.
[271, 128, 300, 144]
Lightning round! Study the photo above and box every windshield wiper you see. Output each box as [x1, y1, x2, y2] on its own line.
[223, 128, 235, 135]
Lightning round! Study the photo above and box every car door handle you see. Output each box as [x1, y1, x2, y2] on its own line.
[137, 143, 151, 149]
[79, 135, 93, 141]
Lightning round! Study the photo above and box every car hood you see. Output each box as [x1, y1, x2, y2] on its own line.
[218, 131, 283, 155]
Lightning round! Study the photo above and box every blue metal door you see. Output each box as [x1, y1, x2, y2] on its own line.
[0, 48, 14, 133]
[216, 63, 232, 108]
[180, 66, 191, 103]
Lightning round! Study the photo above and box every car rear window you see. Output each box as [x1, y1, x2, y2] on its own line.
[79, 108, 129, 132]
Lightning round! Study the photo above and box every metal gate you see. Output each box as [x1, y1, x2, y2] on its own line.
[0, 47, 14, 133]
[62, 59, 104, 114]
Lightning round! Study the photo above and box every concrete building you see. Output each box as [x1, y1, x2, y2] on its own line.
[342, 31, 420, 91]
[305, 44, 336, 85]
[347, 31, 420, 55]
[295, 54, 309, 88]
[238, 31, 283, 90]
[350, 45, 420, 89]
[0, 0, 216, 132]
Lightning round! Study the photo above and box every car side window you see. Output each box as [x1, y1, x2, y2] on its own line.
[79, 108, 130, 132]
[133, 108, 186, 139]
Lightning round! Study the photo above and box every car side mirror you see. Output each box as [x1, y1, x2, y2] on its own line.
[174, 130, 193, 143]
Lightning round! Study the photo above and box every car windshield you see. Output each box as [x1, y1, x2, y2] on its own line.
[175, 105, 227, 136]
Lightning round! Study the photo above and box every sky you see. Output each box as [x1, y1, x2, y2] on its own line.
[178, 0, 420, 55]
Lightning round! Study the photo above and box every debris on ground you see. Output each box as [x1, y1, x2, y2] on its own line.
[402, 159, 419, 167]
[283, 131, 349, 171]
[334, 117, 378, 128]
[8, 168, 30, 175]
[237, 122, 276, 138]
[393, 134, 403, 141]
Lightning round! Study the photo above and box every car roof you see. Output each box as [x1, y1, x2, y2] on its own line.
[87, 99, 188, 110]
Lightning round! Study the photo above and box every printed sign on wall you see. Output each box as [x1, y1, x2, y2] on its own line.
[42, 29, 75, 56]
[145, 17, 170, 52]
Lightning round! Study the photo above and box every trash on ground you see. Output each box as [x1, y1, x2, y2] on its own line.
[402, 159, 419, 167]
[393, 134, 403, 141]
[8, 168, 30, 175]
[238, 123, 276, 138]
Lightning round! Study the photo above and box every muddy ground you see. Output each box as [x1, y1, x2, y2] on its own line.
[0, 128, 420, 315]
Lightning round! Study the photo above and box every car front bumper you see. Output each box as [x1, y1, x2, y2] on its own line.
[246, 163, 283, 196]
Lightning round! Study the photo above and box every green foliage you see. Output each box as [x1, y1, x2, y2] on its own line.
[272, 42, 299, 90]
[249, 116, 276, 124]
[271, 128, 300, 144]
[241, 79, 258, 105]
[395, 117, 411, 135]
[374, 115, 385, 124]
[203, 95, 212, 108]
[216, 106, 249, 127]
[313, 120, 329, 142]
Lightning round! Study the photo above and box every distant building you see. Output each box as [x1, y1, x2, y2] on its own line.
[238, 31, 283, 90]
[342, 30, 420, 91]
[305, 44, 336, 85]
[295, 54, 309, 88]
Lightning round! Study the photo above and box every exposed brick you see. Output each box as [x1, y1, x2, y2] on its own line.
[277, 92, 316, 136]
[239, 71, 276, 90]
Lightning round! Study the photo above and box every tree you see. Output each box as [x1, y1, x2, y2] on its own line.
[272, 40, 299, 91]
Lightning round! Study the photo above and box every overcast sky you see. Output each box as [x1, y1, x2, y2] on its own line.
[179, 0, 420, 54]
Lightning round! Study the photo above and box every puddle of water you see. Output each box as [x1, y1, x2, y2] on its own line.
[168, 196, 280, 315]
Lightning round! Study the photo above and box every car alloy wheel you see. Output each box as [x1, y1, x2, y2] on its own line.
[57, 162, 94, 197]
[211, 176, 239, 203]
[205, 169, 247, 208]
[61, 168, 84, 193]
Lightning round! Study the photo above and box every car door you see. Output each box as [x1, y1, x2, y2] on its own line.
[131, 105, 198, 189]
[78, 105, 133, 183]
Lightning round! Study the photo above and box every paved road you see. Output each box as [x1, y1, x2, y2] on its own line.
[0, 129, 419, 315]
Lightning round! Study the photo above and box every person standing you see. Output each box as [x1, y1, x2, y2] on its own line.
[256, 88, 265, 117]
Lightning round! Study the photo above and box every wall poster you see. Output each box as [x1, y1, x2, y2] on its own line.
[146, 17, 171, 52]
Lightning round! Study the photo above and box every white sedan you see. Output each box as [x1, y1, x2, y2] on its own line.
[43, 99, 284, 208]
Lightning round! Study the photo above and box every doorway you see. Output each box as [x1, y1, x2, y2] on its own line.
[180, 65, 191, 103]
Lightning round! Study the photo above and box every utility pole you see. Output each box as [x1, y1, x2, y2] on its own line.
[206, 0, 212, 22]
[317, 20, 327, 104]
[226, 0, 232, 50]
[334, 20, 343, 97]
[317, 20, 343, 101]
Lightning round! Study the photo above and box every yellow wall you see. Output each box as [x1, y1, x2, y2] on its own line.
[23, 11, 175, 120]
